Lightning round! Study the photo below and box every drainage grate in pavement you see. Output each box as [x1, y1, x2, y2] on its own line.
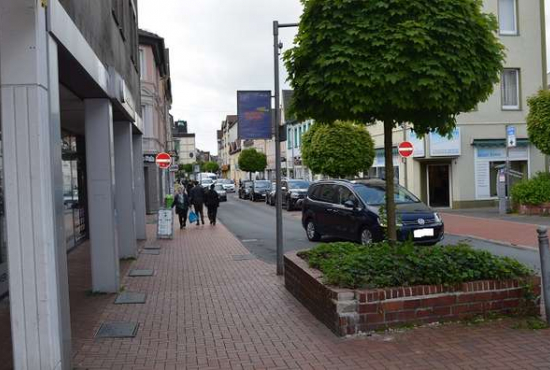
[141, 249, 160, 255]
[232, 254, 256, 261]
[96, 322, 139, 338]
[114, 292, 147, 304]
[128, 269, 154, 277]
[144, 245, 161, 250]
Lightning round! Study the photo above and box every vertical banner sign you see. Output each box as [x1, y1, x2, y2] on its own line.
[237, 91, 272, 139]
[157, 209, 173, 239]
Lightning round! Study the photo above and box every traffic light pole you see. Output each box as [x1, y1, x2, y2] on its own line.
[273, 21, 298, 275]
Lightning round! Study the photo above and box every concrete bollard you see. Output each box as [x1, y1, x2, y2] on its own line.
[537, 227, 550, 324]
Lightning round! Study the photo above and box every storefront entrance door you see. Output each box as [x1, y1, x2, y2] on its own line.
[427, 164, 451, 208]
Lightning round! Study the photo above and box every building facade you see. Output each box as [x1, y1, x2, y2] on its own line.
[0, 0, 147, 367]
[139, 29, 174, 213]
[366, 0, 547, 209]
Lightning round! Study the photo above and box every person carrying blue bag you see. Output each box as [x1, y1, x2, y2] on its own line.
[189, 181, 206, 226]
[172, 187, 190, 229]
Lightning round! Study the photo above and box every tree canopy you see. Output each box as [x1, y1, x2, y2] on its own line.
[238, 148, 267, 173]
[527, 89, 550, 156]
[302, 121, 375, 178]
[284, 0, 505, 242]
[202, 161, 220, 173]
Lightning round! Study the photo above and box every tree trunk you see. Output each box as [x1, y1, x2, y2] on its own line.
[383, 120, 397, 243]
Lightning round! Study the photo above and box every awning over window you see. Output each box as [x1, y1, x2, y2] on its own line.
[472, 139, 529, 147]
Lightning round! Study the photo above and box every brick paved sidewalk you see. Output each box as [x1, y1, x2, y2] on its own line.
[68, 220, 550, 369]
[442, 213, 539, 249]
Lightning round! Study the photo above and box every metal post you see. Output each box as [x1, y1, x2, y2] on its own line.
[273, 21, 284, 275]
[505, 125, 511, 213]
[538, 227, 550, 324]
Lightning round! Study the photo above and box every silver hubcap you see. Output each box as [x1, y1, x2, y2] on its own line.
[361, 229, 373, 245]
[307, 222, 316, 239]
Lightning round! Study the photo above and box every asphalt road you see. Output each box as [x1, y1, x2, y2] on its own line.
[218, 193, 541, 272]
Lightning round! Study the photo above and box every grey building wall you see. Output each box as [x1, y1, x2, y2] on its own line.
[58, 0, 140, 111]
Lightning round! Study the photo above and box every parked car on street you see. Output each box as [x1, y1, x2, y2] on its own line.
[265, 182, 276, 206]
[238, 180, 253, 199]
[214, 184, 227, 202]
[250, 180, 272, 202]
[282, 180, 311, 211]
[302, 179, 444, 246]
[217, 178, 235, 193]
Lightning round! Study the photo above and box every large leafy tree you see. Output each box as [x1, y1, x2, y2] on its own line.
[302, 121, 375, 178]
[527, 89, 550, 156]
[238, 148, 267, 176]
[284, 0, 505, 242]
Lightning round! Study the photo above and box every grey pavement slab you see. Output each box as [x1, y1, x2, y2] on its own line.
[141, 249, 160, 255]
[128, 269, 154, 277]
[232, 254, 256, 261]
[144, 245, 161, 250]
[95, 322, 139, 338]
[114, 292, 147, 304]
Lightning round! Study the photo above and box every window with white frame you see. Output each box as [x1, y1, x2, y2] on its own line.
[501, 69, 520, 110]
[498, 0, 518, 35]
[139, 49, 145, 79]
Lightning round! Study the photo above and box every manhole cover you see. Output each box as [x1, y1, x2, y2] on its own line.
[95, 322, 139, 338]
[144, 245, 161, 250]
[114, 292, 147, 304]
[232, 254, 256, 261]
[141, 250, 160, 255]
[128, 269, 154, 277]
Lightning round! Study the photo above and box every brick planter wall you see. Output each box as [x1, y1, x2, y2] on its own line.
[518, 203, 550, 216]
[284, 252, 541, 337]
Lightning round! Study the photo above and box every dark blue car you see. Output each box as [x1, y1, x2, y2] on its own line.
[302, 179, 444, 245]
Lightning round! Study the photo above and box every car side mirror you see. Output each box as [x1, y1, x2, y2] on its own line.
[344, 200, 355, 209]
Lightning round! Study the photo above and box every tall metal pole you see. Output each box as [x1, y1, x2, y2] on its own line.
[537, 227, 550, 324]
[273, 21, 284, 275]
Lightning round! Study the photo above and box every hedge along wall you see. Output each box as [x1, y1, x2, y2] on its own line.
[284, 252, 541, 337]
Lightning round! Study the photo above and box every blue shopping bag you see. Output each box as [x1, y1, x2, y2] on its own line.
[188, 211, 197, 224]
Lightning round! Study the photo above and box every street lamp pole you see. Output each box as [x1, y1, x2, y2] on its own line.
[273, 21, 298, 275]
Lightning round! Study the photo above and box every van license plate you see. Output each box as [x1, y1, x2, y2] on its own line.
[414, 229, 434, 238]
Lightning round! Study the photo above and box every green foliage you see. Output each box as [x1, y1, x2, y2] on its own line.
[238, 148, 267, 173]
[182, 164, 193, 173]
[527, 89, 550, 155]
[202, 161, 220, 173]
[298, 242, 532, 289]
[511, 172, 550, 206]
[301, 121, 375, 178]
[284, 0, 505, 135]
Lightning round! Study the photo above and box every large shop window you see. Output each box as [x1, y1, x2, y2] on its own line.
[498, 0, 518, 35]
[62, 133, 87, 250]
[501, 69, 520, 110]
[475, 145, 529, 199]
[369, 148, 400, 183]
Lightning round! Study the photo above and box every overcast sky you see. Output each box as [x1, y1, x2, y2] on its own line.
[139, 0, 550, 155]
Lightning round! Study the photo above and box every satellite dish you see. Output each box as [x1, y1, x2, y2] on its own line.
[189, 153, 194, 158]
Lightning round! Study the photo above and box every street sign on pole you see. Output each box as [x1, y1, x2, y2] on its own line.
[398, 141, 414, 158]
[155, 152, 172, 169]
[507, 126, 517, 148]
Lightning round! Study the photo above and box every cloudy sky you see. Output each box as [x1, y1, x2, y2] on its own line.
[139, 0, 550, 155]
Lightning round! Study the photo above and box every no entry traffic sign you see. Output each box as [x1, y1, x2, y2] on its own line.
[155, 152, 172, 169]
[398, 141, 414, 158]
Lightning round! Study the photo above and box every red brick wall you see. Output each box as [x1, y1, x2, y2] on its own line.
[284, 252, 541, 337]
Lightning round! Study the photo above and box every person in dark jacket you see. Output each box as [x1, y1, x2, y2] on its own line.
[172, 187, 190, 228]
[205, 184, 220, 225]
[189, 182, 206, 225]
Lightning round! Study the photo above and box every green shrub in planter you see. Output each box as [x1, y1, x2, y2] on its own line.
[298, 242, 533, 289]
[511, 172, 550, 206]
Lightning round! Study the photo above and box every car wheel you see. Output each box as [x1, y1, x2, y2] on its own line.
[359, 227, 373, 246]
[306, 219, 321, 242]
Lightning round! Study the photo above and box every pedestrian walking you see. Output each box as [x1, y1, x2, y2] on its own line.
[172, 187, 189, 228]
[205, 184, 220, 225]
[189, 181, 206, 226]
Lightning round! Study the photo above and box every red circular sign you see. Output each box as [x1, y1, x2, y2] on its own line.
[398, 141, 414, 158]
[155, 152, 172, 169]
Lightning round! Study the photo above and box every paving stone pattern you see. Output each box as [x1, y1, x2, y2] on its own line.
[70, 222, 550, 369]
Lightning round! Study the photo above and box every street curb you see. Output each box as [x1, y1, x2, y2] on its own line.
[447, 233, 537, 252]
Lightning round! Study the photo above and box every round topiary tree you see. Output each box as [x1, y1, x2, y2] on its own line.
[284, 0, 505, 242]
[203, 161, 220, 173]
[302, 121, 375, 178]
[527, 89, 550, 156]
[238, 148, 267, 178]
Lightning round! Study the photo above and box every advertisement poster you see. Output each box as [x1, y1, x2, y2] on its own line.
[237, 91, 272, 139]
[157, 209, 173, 239]
[429, 128, 461, 157]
